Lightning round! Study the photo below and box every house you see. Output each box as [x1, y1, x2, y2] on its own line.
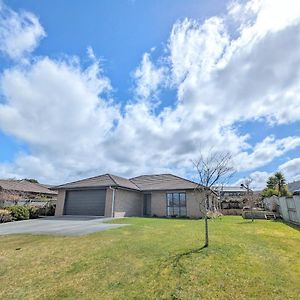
[0, 179, 58, 207]
[54, 174, 210, 218]
[214, 186, 249, 209]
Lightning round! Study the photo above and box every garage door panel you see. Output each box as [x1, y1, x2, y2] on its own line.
[64, 190, 106, 216]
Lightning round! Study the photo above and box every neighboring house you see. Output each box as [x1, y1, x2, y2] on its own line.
[288, 180, 300, 195]
[54, 174, 211, 218]
[0, 179, 58, 207]
[214, 186, 249, 209]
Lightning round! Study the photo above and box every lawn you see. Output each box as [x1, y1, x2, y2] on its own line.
[0, 217, 300, 300]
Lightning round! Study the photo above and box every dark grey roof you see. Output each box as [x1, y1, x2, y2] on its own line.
[288, 180, 300, 193]
[130, 174, 199, 191]
[54, 173, 200, 191]
[0, 179, 57, 195]
[54, 174, 140, 191]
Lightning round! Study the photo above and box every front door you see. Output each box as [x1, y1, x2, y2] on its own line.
[143, 194, 151, 216]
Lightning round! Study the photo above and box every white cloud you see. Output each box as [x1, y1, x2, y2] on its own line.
[1, 0, 300, 184]
[279, 158, 300, 182]
[133, 52, 166, 100]
[235, 171, 270, 190]
[234, 136, 300, 171]
[0, 2, 45, 60]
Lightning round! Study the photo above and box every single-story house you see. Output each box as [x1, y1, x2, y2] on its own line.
[213, 186, 249, 209]
[54, 174, 211, 218]
[0, 179, 58, 207]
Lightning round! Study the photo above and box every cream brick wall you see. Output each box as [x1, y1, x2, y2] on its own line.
[55, 190, 66, 216]
[114, 189, 142, 217]
[149, 190, 205, 218]
[104, 188, 113, 217]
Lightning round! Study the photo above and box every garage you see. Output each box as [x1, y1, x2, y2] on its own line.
[64, 189, 106, 216]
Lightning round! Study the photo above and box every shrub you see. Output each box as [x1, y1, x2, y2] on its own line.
[7, 205, 30, 221]
[28, 206, 40, 219]
[0, 209, 12, 223]
[207, 211, 223, 219]
[46, 203, 56, 216]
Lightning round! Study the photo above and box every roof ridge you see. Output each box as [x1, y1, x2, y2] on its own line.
[107, 174, 118, 185]
[128, 178, 142, 189]
[109, 174, 141, 190]
[54, 173, 112, 188]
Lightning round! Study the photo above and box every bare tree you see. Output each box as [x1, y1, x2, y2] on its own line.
[193, 151, 234, 247]
[240, 179, 262, 222]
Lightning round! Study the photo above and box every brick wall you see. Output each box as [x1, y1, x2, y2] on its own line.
[114, 189, 142, 217]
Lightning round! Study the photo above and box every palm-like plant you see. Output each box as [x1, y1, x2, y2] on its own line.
[274, 172, 286, 196]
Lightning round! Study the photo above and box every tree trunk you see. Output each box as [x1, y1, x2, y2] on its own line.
[204, 194, 209, 247]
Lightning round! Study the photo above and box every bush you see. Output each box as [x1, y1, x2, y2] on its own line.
[207, 211, 223, 219]
[7, 205, 30, 221]
[28, 206, 40, 219]
[0, 209, 12, 223]
[46, 203, 56, 216]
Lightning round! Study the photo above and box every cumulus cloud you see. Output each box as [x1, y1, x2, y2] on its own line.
[133, 52, 166, 100]
[235, 171, 270, 190]
[234, 136, 300, 171]
[279, 158, 300, 182]
[0, 1, 45, 60]
[1, 0, 300, 184]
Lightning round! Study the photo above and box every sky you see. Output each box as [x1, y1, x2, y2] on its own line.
[0, 0, 300, 189]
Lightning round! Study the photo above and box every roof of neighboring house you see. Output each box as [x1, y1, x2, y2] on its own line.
[54, 173, 200, 191]
[213, 186, 247, 193]
[54, 174, 140, 191]
[0, 179, 58, 195]
[130, 174, 199, 191]
[288, 180, 300, 193]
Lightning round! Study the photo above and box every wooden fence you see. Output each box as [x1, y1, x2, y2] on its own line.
[278, 196, 300, 226]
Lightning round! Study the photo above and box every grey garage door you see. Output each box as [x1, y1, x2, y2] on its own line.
[64, 189, 106, 216]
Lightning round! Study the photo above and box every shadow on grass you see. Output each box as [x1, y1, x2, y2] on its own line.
[272, 219, 300, 232]
[237, 220, 255, 224]
[158, 245, 208, 276]
[171, 245, 207, 268]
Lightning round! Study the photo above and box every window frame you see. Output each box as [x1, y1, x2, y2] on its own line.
[166, 192, 187, 217]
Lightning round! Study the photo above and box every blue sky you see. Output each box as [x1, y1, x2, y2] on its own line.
[0, 0, 300, 188]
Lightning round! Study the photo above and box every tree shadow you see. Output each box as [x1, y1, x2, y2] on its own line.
[170, 245, 208, 271]
[236, 219, 256, 224]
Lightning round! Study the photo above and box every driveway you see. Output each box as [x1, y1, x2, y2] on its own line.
[0, 216, 127, 236]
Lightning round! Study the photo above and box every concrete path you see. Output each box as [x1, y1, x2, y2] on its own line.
[0, 216, 127, 236]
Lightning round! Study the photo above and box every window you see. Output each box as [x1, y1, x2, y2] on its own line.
[166, 192, 187, 217]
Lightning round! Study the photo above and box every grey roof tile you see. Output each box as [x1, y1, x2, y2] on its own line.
[54, 174, 140, 190]
[130, 174, 199, 191]
[0, 179, 57, 195]
[288, 180, 300, 193]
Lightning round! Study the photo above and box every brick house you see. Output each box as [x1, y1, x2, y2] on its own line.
[0, 179, 57, 207]
[54, 174, 211, 218]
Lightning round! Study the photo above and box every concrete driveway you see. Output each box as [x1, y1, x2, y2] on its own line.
[0, 216, 127, 236]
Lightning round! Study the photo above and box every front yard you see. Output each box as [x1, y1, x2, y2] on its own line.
[0, 216, 299, 299]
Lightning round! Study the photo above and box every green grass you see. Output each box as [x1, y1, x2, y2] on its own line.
[0, 217, 300, 299]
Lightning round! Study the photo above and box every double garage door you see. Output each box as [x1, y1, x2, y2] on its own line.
[64, 189, 106, 216]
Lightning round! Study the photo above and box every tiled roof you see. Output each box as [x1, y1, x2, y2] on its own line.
[0, 179, 57, 195]
[213, 186, 247, 192]
[130, 174, 199, 191]
[54, 173, 200, 191]
[288, 180, 300, 193]
[54, 174, 140, 191]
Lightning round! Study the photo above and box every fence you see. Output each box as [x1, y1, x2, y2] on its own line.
[278, 196, 300, 226]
